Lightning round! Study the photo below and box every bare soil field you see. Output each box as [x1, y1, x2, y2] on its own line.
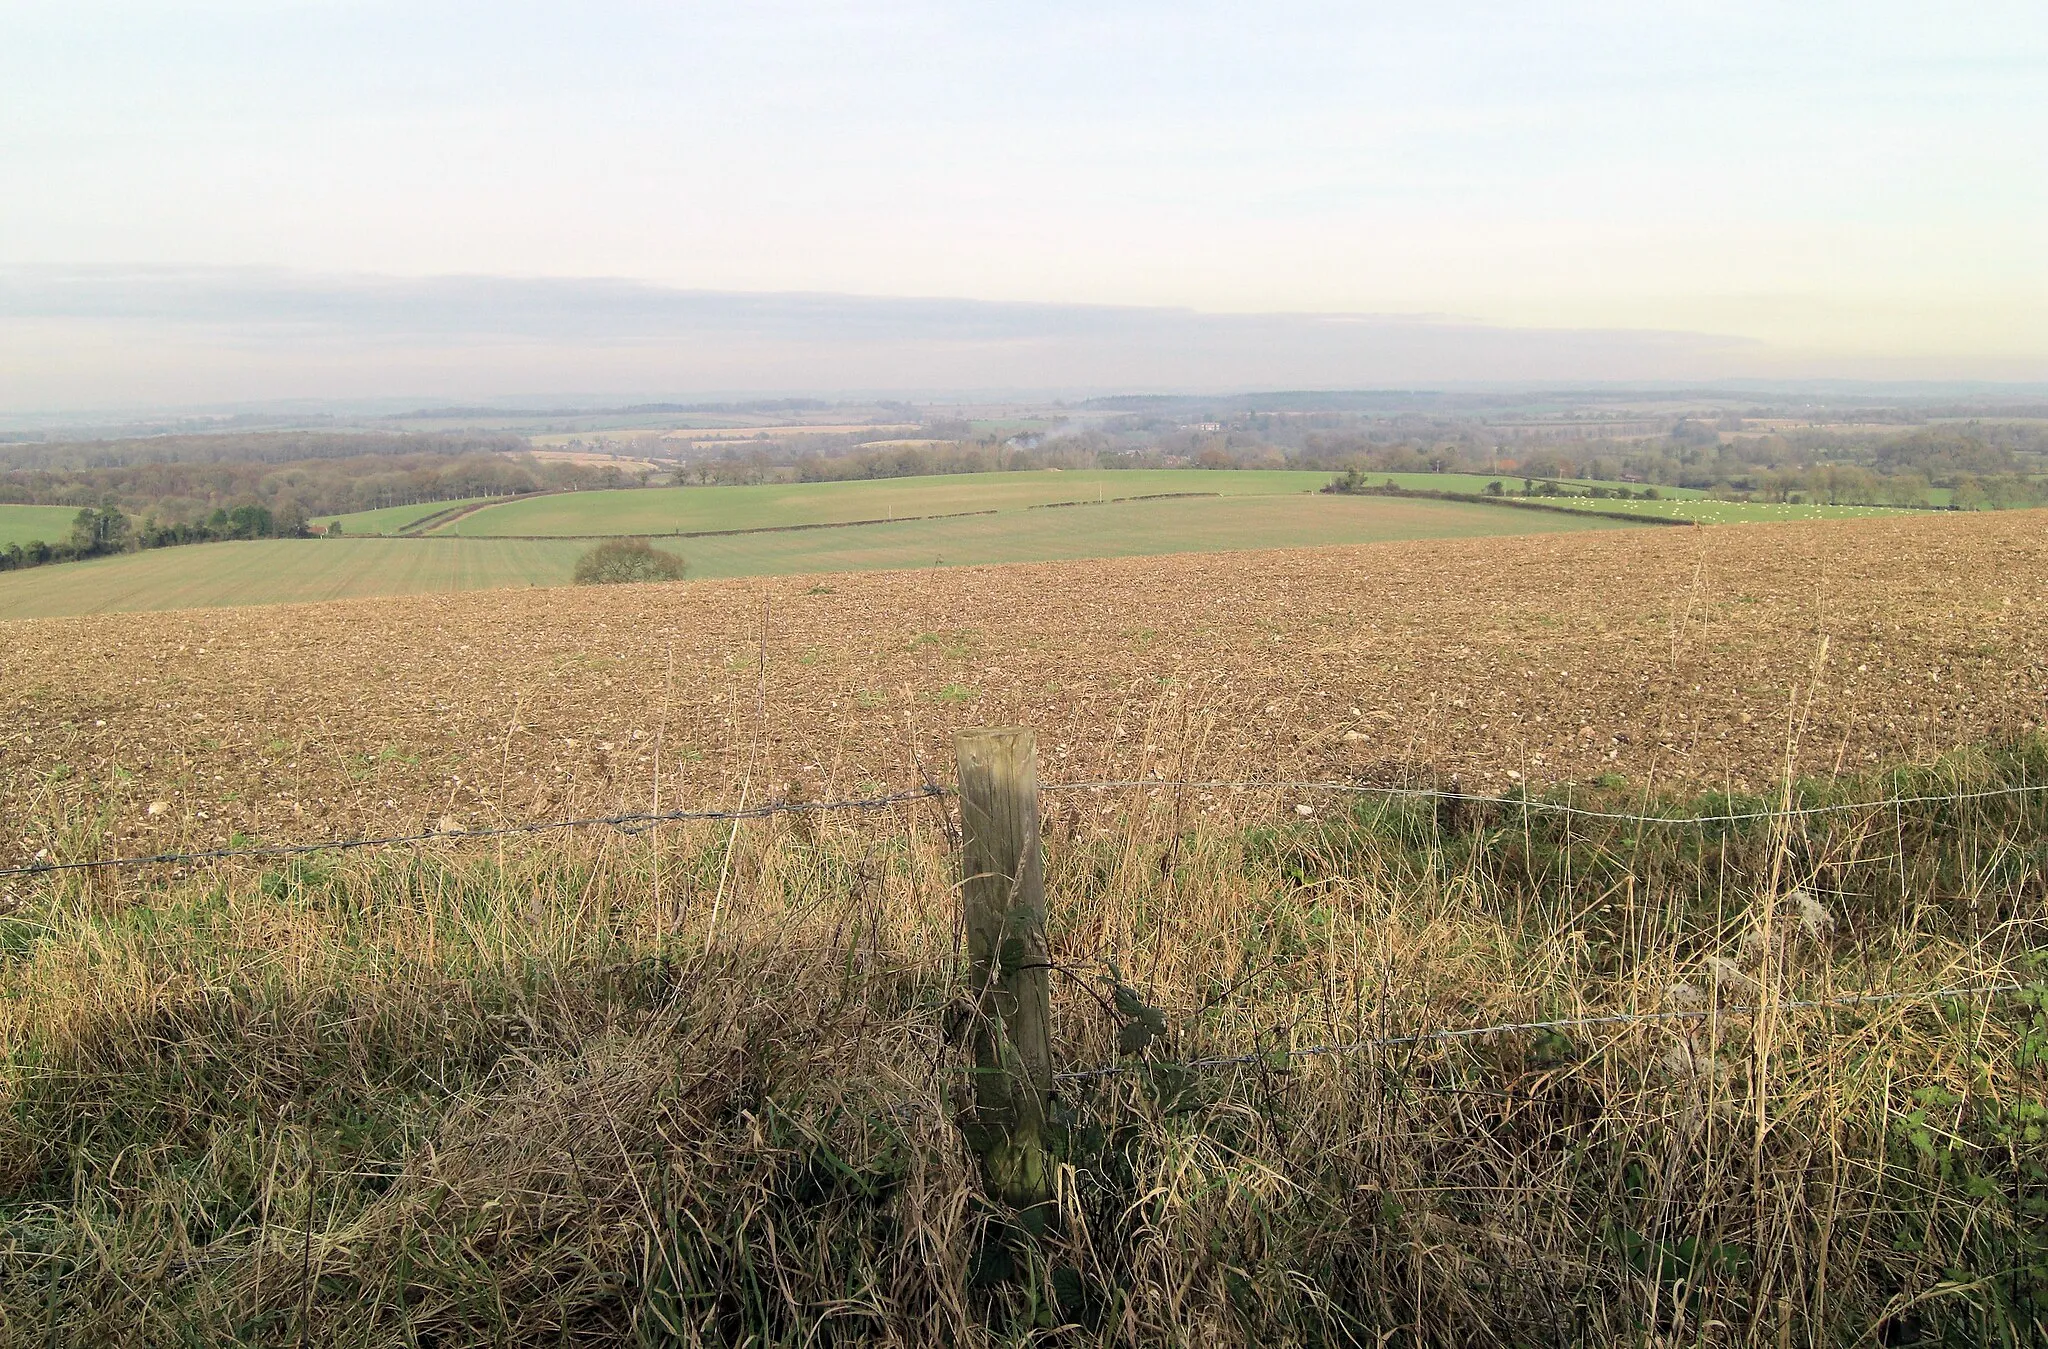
[4, 511, 2043, 865]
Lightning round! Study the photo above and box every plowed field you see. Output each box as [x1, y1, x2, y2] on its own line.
[5, 511, 2044, 864]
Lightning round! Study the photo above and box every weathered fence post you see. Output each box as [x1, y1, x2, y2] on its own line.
[954, 726, 1054, 1208]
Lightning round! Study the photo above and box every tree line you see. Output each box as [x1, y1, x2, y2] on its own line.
[1286, 422, 2048, 508]
[0, 501, 314, 574]
[0, 449, 552, 521]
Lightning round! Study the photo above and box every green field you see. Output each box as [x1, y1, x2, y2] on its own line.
[0, 503, 87, 549]
[313, 496, 505, 535]
[440, 469, 1712, 538]
[1364, 472, 1708, 499]
[1534, 497, 1916, 524]
[442, 470, 1335, 536]
[0, 493, 1633, 619]
[0, 538, 588, 618]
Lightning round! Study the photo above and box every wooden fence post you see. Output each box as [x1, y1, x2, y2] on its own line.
[954, 726, 1054, 1208]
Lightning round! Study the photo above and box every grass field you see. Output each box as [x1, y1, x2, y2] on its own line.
[0, 503, 84, 548]
[441, 469, 1336, 535]
[0, 537, 588, 617]
[313, 496, 504, 535]
[444, 471, 1909, 543]
[0, 493, 1632, 619]
[1537, 496, 1917, 524]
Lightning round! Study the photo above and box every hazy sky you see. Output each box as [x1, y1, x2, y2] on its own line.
[4, 1, 2046, 404]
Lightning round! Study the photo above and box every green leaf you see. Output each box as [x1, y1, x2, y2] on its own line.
[1117, 1018, 1161, 1056]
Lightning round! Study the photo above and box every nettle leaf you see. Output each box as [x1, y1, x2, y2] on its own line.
[1111, 981, 1169, 1056]
[1112, 983, 1166, 1029]
[1117, 1017, 1162, 1056]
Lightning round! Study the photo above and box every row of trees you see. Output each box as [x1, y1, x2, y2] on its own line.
[658, 434, 1105, 486]
[1324, 468, 1664, 501]
[0, 431, 521, 475]
[0, 501, 308, 574]
[791, 440, 1094, 482]
[0, 442, 628, 523]
[1285, 423, 2048, 508]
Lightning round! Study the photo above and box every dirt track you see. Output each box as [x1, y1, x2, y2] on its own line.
[5, 511, 2044, 860]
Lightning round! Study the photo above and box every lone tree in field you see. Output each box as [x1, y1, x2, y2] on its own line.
[573, 537, 687, 585]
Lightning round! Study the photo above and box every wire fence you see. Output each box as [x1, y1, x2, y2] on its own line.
[4, 773, 2038, 1089]
[1043, 777, 2048, 825]
[0, 785, 948, 880]
[1051, 981, 2030, 1084]
[7, 773, 2048, 880]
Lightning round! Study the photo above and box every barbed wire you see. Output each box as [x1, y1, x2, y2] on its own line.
[1051, 981, 2028, 1084]
[6, 776, 2036, 1093]
[0, 785, 949, 880]
[7, 772, 2046, 881]
[1043, 778, 2048, 826]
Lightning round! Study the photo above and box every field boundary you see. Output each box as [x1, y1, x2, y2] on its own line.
[0, 784, 951, 879]
[1335, 481, 1951, 526]
[1330, 482, 1700, 525]
[1026, 491, 1222, 509]
[8, 768, 2032, 1093]
[347, 487, 1545, 542]
[336, 492, 1250, 542]
[344, 503, 1015, 540]
[398, 491, 560, 534]
[15, 774, 2048, 879]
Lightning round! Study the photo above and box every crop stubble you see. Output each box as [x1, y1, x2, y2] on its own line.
[3, 511, 2043, 863]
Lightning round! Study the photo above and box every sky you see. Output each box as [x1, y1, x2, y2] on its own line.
[4, 1, 2046, 408]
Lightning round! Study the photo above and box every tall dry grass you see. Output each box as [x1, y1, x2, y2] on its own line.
[0, 741, 2044, 1345]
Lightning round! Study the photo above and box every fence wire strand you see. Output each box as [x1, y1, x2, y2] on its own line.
[1052, 981, 2030, 1084]
[0, 785, 949, 879]
[7, 772, 2047, 879]
[5, 772, 2036, 1088]
[1042, 778, 2048, 825]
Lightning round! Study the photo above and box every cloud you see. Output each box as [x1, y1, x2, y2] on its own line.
[0, 264, 1775, 412]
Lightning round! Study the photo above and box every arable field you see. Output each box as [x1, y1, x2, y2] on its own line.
[6, 509, 2042, 853]
[0, 472, 1928, 622]
[1537, 495, 1920, 524]
[0, 502, 84, 548]
[423, 470, 1902, 539]
[439, 468, 1335, 535]
[672, 491, 1630, 577]
[0, 492, 1631, 619]
[314, 495, 505, 535]
[4, 509, 2045, 1346]
[0, 537, 587, 617]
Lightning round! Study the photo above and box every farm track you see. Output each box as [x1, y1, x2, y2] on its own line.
[407, 506, 1003, 541]
[4, 510, 2044, 863]
[399, 492, 555, 534]
[390, 492, 1231, 539]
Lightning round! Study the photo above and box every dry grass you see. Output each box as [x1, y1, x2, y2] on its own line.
[0, 732, 2043, 1345]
